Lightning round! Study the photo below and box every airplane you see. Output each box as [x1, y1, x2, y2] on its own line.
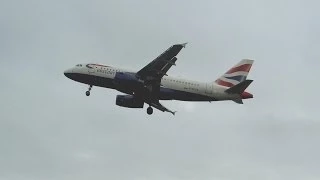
[64, 43, 254, 115]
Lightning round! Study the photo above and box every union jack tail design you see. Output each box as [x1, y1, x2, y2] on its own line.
[215, 59, 254, 87]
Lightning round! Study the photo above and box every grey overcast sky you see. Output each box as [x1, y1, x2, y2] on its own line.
[1, 0, 320, 179]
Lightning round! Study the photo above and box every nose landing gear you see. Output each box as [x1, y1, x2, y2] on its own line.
[147, 106, 153, 115]
[86, 85, 93, 96]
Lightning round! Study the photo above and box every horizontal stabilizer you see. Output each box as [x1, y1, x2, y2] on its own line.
[225, 80, 253, 94]
[232, 99, 243, 104]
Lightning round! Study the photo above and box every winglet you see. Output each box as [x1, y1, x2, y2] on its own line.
[181, 42, 188, 48]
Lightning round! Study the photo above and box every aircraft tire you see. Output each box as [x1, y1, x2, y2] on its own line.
[86, 91, 90, 96]
[147, 107, 153, 115]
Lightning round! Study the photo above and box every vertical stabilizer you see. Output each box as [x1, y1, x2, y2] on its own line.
[215, 59, 254, 87]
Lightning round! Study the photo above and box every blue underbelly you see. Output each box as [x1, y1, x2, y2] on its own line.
[69, 74, 214, 101]
[159, 87, 214, 101]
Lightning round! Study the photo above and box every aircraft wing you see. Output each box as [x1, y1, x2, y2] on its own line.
[150, 101, 176, 115]
[135, 43, 186, 115]
[136, 43, 187, 80]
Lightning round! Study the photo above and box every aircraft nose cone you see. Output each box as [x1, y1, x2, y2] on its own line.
[64, 69, 73, 78]
[241, 92, 253, 99]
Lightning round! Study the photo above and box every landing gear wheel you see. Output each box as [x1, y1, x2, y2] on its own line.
[147, 107, 153, 115]
[86, 85, 93, 96]
[86, 91, 90, 96]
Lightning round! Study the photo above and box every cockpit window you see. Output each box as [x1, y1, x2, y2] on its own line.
[76, 64, 82, 67]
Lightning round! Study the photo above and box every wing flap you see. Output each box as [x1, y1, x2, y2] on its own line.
[150, 102, 176, 115]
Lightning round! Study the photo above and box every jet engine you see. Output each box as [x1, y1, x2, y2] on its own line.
[116, 95, 144, 108]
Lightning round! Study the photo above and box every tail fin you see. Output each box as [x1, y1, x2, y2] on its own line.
[215, 59, 254, 87]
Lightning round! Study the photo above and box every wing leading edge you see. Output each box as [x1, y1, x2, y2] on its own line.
[136, 43, 187, 80]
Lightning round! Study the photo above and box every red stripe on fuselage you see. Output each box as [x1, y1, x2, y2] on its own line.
[226, 64, 252, 74]
[215, 79, 235, 87]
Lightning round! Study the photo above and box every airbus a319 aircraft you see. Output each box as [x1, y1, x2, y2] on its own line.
[64, 43, 254, 115]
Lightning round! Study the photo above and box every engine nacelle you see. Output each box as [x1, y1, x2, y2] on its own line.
[116, 95, 144, 108]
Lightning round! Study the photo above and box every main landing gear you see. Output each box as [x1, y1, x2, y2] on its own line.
[86, 85, 93, 96]
[147, 106, 153, 115]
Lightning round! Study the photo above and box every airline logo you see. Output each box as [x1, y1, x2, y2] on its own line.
[215, 59, 254, 87]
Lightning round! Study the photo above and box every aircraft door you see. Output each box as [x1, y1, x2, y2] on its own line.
[205, 84, 213, 94]
[87, 65, 95, 74]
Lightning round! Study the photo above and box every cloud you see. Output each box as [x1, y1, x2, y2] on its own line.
[73, 152, 96, 161]
[1, 0, 320, 180]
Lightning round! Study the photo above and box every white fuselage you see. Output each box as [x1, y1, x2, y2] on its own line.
[64, 63, 243, 102]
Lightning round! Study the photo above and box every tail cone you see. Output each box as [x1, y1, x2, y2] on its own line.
[241, 92, 253, 99]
